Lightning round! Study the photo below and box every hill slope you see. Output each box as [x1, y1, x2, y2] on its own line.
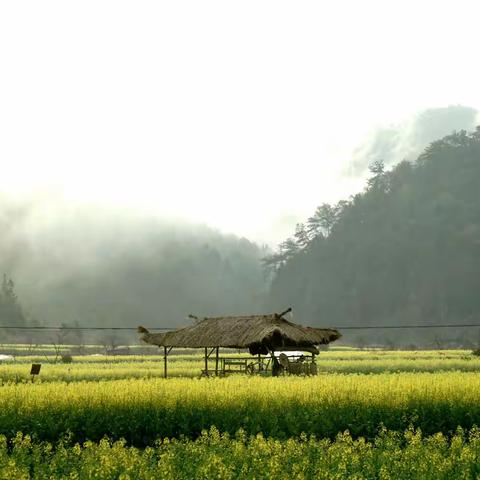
[267, 127, 480, 345]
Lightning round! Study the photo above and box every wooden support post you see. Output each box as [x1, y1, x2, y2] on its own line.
[207, 347, 216, 358]
[258, 354, 261, 371]
[204, 347, 208, 376]
[271, 350, 281, 377]
[164, 346, 168, 378]
[215, 347, 219, 376]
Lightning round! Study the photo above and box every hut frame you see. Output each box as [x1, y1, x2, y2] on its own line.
[139, 308, 341, 377]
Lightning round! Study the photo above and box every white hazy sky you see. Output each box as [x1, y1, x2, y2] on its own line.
[1, 0, 479, 244]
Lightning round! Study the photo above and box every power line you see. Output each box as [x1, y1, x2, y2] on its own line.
[0, 323, 480, 331]
[0, 325, 170, 331]
[335, 323, 480, 330]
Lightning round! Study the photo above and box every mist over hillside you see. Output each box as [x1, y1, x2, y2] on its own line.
[2, 107, 480, 349]
[0, 199, 268, 332]
[349, 105, 478, 175]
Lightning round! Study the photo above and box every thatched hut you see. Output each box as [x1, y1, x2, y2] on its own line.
[138, 308, 341, 377]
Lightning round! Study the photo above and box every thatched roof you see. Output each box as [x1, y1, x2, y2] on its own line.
[138, 310, 341, 355]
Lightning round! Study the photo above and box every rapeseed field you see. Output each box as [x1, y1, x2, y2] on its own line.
[2, 350, 480, 478]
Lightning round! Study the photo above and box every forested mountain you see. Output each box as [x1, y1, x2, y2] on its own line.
[3, 127, 480, 347]
[265, 127, 480, 346]
[0, 205, 267, 335]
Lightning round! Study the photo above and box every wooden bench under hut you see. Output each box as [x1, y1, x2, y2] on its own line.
[137, 308, 341, 377]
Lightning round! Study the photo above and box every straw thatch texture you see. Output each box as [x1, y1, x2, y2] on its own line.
[138, 313, 341, 354]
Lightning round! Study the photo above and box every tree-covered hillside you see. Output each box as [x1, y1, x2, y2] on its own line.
[0, 205, 268, 332]
[3, 127, 480, 347]
[266, 127, 480, 345]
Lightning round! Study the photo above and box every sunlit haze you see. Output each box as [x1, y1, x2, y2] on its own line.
[1, 0, 479, 244]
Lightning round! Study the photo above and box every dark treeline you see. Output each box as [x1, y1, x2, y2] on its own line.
[265, 127, 480, 347]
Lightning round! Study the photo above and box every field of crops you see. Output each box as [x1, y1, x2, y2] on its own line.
[2, 348, 480, 478]
[2, 428, 480, 479]
[2, 348, 480, 383]
[2, 372, 480, 443]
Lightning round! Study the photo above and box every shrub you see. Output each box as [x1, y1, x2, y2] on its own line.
[61, 354, 73, 364]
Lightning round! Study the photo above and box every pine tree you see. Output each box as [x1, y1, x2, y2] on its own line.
[0, 274, 26, 326]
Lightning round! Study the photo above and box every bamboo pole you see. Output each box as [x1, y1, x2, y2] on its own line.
[204, 347, 208, 376]
[215, 347, 219, 376]
[164, 346, 167, 378]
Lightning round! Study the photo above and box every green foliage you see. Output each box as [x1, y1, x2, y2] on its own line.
[268, 127, 480, 343]
[1, 428, 480, 479]
[60, 353, 73, 364]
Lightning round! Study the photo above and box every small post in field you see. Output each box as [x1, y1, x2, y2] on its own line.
[30, 363, 41, 383]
